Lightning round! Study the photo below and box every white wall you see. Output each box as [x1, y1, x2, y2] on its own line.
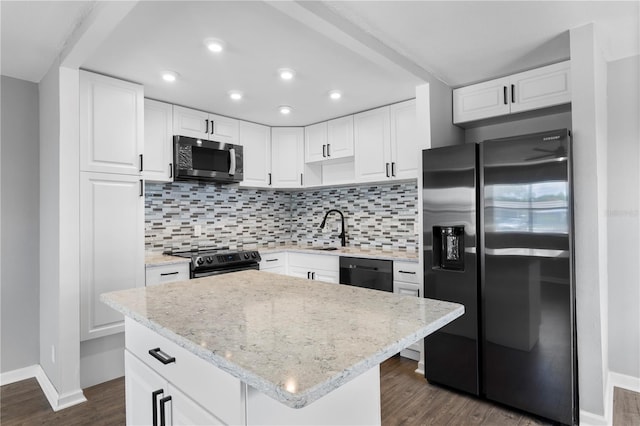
[1, 76, 40, 373]
[607, 54, 640, 379]
[570, 23, 609, 421]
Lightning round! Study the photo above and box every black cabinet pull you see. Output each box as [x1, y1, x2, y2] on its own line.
[169, 163, 173, 179]
[307, 271, 311, 279]
[312, 272, 316, 280]
[300, 173, 303, 186]
[268, 172, 272, 186]
[322, 144, 326, 157]
[511, 84, 515, 103]
[152, 389, 164, 426]
[160, 396, 172, 426]
[139, 180, 143, 197]
[205, 119, 209, 134]
[398, 270, 416, 275]
[391, 162, 396, 177]
[148, 347, 176, 365]
[327, 144, 331, 157]
[386, 163, 390, 177]
[210, 120, 214, 135]
[265, 258, 278, 262]
[503, 86, 508, 105]
[160, 271, 179, 276]
[139, 154, 144, 172]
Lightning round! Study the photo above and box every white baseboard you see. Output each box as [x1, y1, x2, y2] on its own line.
[581, 371, 640, 425]
[1, 364, 86, 411]
[609, 371, 640, 393]
[0, 364, 40, 385]
[580, 409, 608, 426]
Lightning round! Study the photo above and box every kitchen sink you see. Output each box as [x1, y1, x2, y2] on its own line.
[310, 247, 339, 251]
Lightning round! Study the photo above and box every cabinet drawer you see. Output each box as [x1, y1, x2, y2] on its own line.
[125, 318, 244, 425]
[394, 281, 421, 298]
[288, 252, 339, 271]
[145, 263, 190, 286]
[393, 261, 420, 284]
[259, 252, 286, 270]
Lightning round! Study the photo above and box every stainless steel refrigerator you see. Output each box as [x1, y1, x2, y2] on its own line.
[422, 129, 577, 425]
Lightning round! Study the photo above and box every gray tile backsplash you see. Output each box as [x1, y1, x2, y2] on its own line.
[145, 181, 418, 253]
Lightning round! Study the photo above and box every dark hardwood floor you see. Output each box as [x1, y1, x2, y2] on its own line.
[1, 356, 638, 425]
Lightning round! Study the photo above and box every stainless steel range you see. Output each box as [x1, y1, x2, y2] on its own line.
[168, 248, 261, 279]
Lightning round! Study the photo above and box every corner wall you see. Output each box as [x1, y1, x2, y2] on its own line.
[1, 76, 40, 374]
[606, 54, 640, 380]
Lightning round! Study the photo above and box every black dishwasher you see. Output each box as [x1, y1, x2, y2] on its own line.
[339, 257, 393, 292]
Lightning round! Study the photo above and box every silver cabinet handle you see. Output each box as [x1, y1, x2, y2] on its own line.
[386, 163, 390, 177]
[169, 163, 173, 178]
[327, 144, 331, 156]
[391, 162, 396, 177]
[229, 148, 236, 176]
[322, 144, 327, 157]
[205, 119, 209, 134]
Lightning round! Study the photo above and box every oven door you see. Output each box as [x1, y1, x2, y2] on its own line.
[192, 263, 259, 279]
[173, 136, 243, 183]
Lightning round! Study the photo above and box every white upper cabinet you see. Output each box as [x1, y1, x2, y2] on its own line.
[326, 115, 354, 159]
[355, 100, 417, 183]
[304, 121, 328, 163]
[271, 127, 304, 188]
[143, 99, 173, 182]
[354, 106, 392, 183]
[173, 105, 239, 144]
[390, 99, 419, 180]
[509, 61, 571, 113]
[305, 116, 354, 164]
[453, 60, 571, 124]
[239, 121, 272, 188]
[80, 71, 144, 175]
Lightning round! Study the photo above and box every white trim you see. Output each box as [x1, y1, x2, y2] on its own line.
[0, 364, 40, 386]
[609, 371, 640, 393]
[582, 371, 640, 425]
[0, 365, 86, 411]
[34, 366, 87, 412]
[580, 409, 608, 426]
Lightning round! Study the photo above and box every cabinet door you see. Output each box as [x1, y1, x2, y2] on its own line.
[209, 113, 239, 144]
[169, 383, 224, 426]
[144, 99, 173, 182]
[239, 121, 271, 188]
[80, 172, 144, 341]
[390, 100, 418, 180]
[510, 60, 571, 113]
[327, 115, 354, 159]
[271, 127, 304, 188]
[313, 269, 339, 284]
[288, 265, 311, 280]
[452, 76, 511, 124]
[354, 106, 392, 183]
[80, 71, 144, 175]
[173, 105, 209, 139]
[304, 122, 328, 163]
[125, 351, 166, 426]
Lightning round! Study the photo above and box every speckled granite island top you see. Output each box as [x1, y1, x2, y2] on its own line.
[101, 270, 463, 409]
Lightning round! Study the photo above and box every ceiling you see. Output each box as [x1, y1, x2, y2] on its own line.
[2, 1, 638, 126]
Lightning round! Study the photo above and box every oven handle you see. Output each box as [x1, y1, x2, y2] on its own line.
[229, 148, 236, 176]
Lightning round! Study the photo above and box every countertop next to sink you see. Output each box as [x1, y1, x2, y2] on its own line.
[101, 270, 463, 409]
[256, 245, 418, 263]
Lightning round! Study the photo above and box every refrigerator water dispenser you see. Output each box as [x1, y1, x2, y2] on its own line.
[433, 226, 465, 271]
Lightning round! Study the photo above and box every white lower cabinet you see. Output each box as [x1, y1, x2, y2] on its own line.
[125, 351, 223, 426]
[393, 261, 422, 360]
[145, 263, 190, 286]
[259, 252, 287, 275]
[80, 172, 144, 341]
[287, 252, 339, 284]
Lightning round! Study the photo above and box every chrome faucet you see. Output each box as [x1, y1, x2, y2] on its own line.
[319, 209, 346, 247]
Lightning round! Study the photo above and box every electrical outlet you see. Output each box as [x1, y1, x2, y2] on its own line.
[194, 224, 202, 236]
[51, 346, 56, 364]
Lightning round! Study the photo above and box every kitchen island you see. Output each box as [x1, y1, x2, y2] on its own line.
[102, 270, 463, 425]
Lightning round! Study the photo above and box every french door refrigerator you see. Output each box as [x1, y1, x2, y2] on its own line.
[422, 129, 577, 425]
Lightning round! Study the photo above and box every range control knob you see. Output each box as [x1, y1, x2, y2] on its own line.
[244, 253, 250, 259]
[206, 256, 213, 263]
[196, 257, 204, 266]
[251, 252, 257, 259]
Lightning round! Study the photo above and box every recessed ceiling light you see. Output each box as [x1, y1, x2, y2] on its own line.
[162, 71, 178, 82]
[329, 90, 342, 100]
[278, 68, 295, 81]
[228, 90, 243, 101]
[204, 38, 225, 53]
[279, 105, 292, 115]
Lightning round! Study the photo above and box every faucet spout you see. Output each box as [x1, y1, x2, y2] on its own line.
[319, 209, 346, 247]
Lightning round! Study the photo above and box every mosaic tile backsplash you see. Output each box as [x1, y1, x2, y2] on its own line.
[145, 181, 418, 253]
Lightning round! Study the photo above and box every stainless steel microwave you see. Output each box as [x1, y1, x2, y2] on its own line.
[173, 135, 243, 183]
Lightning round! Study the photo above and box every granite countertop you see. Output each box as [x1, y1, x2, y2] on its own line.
[254, 245, 418, 262]
[145, 253, 191, 266]
[101, 270, 463, 409]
